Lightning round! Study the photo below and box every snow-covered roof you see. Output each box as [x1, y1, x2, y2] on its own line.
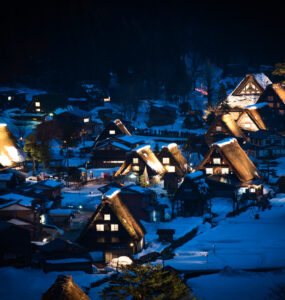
[104, 188, 121, 199]
[213, 138, 237, 148]
[0, 193, 34, 206]
[68, 97, 87, 102]
[246, 102, 268, 110]
[42, 179, 64, 188]
[115, 134, 143, 144]
[46, 258, 90, 264]
[254, 73, 272, 90]
[185, 171, 204, 180]
[49, 209, 74, 215]
[0, 173, 13, 181]
[135, 144, 150, 152]
[0, 86, 47, 101]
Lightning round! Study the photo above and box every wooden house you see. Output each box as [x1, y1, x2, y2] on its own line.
[197, 138, 263, 200]
[0, 220, 32, 266]
[158, 143, 190, 178]
[77, 189, 145, 262]
[119, 185, 160, 222]
[42, 275, 90, 300]
[226, 73, 272, 108]
[32, 239, 92, 273]
[236, 106, 267, 132]
[245, 130, 285, 158]
[256, 82, 285, 130]
[148, 103, 177, 127]
[205, 114, 246, 145]
[91, 139, 131, 168]
[95, 119, 132, 146]
[0, 89, 27, 111]
[0, 124, 25, 168]
[174, 171, 209, 217]
[115, 145, 166, 182]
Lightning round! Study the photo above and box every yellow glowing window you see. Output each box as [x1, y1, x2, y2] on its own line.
[104, 214, 110, 221]
[8, 96, 12, 101]
[84, 118, 89, 123]
[213, 158, 221, 164]
[206, 168, 213, 175]
[109, 130, 115, 135]
[96, 224, 104, 231]
[163, 157, 170, 164]
[35, 102, 40, 107]
[216, 126, 222, 131]
[133, 166, 139, 171]
[111, 224, 119, 231]
[133, 158, 139, 164]
[222, 168, 229, 174]
[36, 108, 41, 112]
[168, 166, 175, 173]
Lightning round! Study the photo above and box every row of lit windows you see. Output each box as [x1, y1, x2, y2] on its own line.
[206, 167, 229, 175]
[96, 224, 119, 231]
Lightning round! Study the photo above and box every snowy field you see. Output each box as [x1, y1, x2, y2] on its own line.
[188, 269, 285, 300]
[166, 194, 285, 271]
[0, 267, 111, 300]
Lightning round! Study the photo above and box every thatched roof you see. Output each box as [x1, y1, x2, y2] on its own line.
[237, 106, 267, 131]
[113, 119, 132, 136]
[226, 73, 272, 108]
[158, 143, 189, 176]
[272, 82, 285, 104]
[0, 124, 25, 167]
[115, 145, 165, 177]
[82, 191, 145, 241]
[205, 114, 246, 144]
[41, 275, 90, 300]
[197, 138, 261, 183]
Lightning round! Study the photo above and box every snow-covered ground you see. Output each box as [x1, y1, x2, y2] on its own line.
[165, 194, 285, 271]
[0, 267, 111, 300]
[188, 269, 285, 300]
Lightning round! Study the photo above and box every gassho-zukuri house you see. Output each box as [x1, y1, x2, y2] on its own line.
[77, 188, 145, 263]
[197, 138, 263, 200]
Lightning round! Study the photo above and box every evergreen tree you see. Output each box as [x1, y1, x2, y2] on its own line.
[140, 166, 149, 188]
[100, 263, 193, 300]
[35, 143, 51, 179]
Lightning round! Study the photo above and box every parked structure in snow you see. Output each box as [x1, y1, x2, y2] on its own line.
[197, 138, 263, 200]
[77, 189, 145, 263]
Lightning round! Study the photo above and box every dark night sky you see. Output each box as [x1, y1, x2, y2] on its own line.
[0, 0, 284, 88]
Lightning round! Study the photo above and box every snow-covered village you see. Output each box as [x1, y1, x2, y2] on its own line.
[0, 2, 285, 300]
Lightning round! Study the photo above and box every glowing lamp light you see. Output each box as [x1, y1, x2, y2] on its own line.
[130, 243, 134, 247]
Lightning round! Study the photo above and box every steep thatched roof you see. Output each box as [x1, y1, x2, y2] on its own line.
[82, 190, 145, 241]
[41, 275, 90, 300]
[158, 143, 189, 176]
[113, 119, 132, 136]
[226, 73, 272, 108]
[272, 82, 285, 104]
[244, 106, 267, 130]
[115, 145, 165, 177]
[0, 124, 25, 167]
[205, 114, 246, 144]
[197, 138, 261, 183]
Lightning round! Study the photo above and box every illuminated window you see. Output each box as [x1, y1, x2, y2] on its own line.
[222, 168, 229, 174]
[104, 97, 110, 102]
[244, 123, 251, 128]
[35, 102, 40, 107]
[103, 160, 124, 163]
[216, 126, 222, 131]
[163, 157, 170, 164]
[104, 214, 110, 221]
[133, 158, 139, 164]
[8, 96, 12, 101]
[213, 158, 221, 164]
[206, 168, 213, 175]
[96, 224, 104, 231]
[167, 165, 175, 173]
[240, 187, 247, 194]
[84, 118, 89, 123]
[250, 188, 255, 193]
[133, 166, 139, 171]
[109, 130, 115, 135]
[111, 236, 119, 243]
[36, 108, 41, 112]
[111, 224, 119, 231]
[269, 103, 274, 108]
